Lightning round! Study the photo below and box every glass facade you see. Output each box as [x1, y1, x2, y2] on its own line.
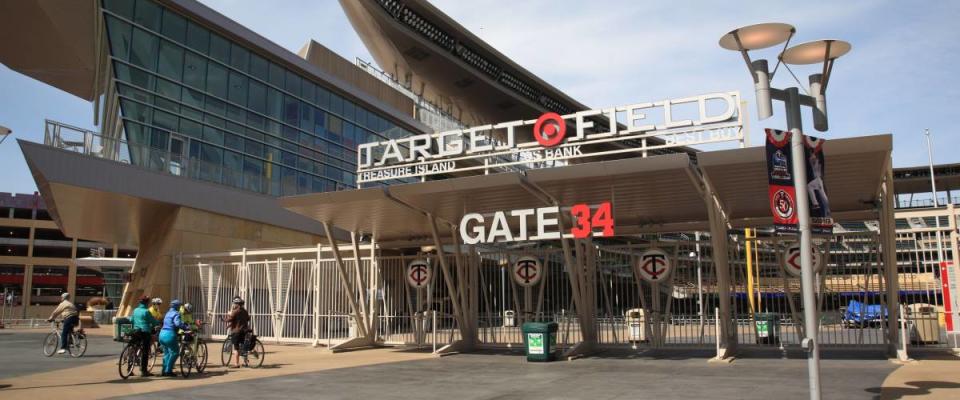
[101, 0, 416, 195]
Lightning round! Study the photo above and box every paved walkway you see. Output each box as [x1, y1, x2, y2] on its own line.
[1, 328, 958, 399]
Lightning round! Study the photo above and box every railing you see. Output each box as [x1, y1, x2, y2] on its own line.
[896, 197, 960, 209]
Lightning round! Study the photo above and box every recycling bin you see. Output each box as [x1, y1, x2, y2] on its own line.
[504, 310, 516, 327]
[907, 303, 940, 344]
[754, 312, 780, 345]
[522, 321, 558, 362]
[625, 308, 647, 342]
[113, 316, 133, 342]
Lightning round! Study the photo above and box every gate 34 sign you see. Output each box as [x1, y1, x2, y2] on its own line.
[461, 202, 613, 244]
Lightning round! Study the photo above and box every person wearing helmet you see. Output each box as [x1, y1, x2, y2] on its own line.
[225, 296, 250, 368]
[179, 302, 199, 354]
[47, 292, 79, 354]
[159, 299, 190, 377]
[149, 298, 164, 355]
[149, 298, 163, 321]
[132, 295, 159, 376]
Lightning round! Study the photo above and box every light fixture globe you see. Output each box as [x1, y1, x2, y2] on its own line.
[719, 23, 795, 51]
[781, 39, 851, 65]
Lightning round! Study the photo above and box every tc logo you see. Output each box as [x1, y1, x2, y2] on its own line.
[638, 248, 672, 282]
[512, 256, 542, 287]
[406, 260, 431, 289]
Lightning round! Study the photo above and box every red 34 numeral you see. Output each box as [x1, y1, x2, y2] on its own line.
[570, 201, 614, 239]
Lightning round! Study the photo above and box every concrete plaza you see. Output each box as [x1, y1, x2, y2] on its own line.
[0, 328, 957, 399]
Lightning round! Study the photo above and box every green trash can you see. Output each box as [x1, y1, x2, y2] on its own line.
[754, 312, 780, 345]
[522, 321, 558, 362]
[113, 316, 134, 342]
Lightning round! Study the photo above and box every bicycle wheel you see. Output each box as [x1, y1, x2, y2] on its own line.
[246, 339, 265, 368]
[69, 333, 88, 358]
[149, 342, 160, 371]
[42, 332, 59, 357]
[196, 339, 209, 373]
[179, 346, 193, 378]
[118, 344, 136, 380]
[221, 338, 233, 367]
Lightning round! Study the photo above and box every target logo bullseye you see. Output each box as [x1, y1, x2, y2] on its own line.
[533, 112, 566, 147]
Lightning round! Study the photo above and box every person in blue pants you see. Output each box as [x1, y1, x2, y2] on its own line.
[159, 299, 189, 377]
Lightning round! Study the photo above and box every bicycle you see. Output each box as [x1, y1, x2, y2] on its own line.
[177, 327, 209, 377]
[221, 330, 264, 368]
[118, 331, 153, 379]
[42, 320, 87, 357]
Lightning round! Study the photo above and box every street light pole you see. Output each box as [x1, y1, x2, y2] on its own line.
[720, 25, 851, 400]
[924, 129, 945, 264]
[785, 87, 822, 398]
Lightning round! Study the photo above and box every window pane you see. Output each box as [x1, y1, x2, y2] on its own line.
[103, 0, 134, 19]
[133, 0, 161, 31]
[105, 16, 132, 62]
[199, 143, 223, 183]
[223, 150, 243, 188]
[224, 132, 243, 151]
[185, 21, 209, 53]
[183, 51, 206, 89]
[248, 80, 266, 114]
[208, 33, 230, 65]
[299, 101, 314, 131]
[157, 40, 183, 80]
[153, 109, 178, 131]
[283, 95, 299, 126]
[268, 62, 284, 88]
[281, 167, 297, 196]
[301, 80, 315, 104]
[160, 9, 187, 43]
[229, 43, 249, 71]
[313, 108, 325, 136]
[120, 98, 151, 124]
[284, 70, 300, 96]
[266, 87, 282, 120]
[243, 156, 264, 193]
[315, 86, 330, 110]
[156, 78, 180, 99]
[249, 53, 268, 82]
[206, 62, 227, 99]
[180, 118, 202, 139]
[228, 71, 248, 106]
[204, 96, 226, 116]
[130, 27, 159, 71]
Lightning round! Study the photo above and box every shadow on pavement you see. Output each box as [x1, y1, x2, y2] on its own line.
[865, 380, 960, 399]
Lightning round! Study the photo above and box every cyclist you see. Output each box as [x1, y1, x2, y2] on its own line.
[131, 295, 159, 377]
[46, 292, 79, 354]
[179, 302, 199, 354]
[159, 299, 190, 377]
[149, 298, 163, 354]
[225, 296, 250, 368]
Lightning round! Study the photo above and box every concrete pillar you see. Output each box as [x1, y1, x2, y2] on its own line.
[67, 239, 78, 296]
[882, 162, 907, 361]
[21, 264, 33, 318]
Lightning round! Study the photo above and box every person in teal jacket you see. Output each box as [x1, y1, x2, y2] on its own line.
[131, 296, 159, 377]
[159, 299, 189, 377]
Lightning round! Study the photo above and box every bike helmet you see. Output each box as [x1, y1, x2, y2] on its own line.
[183, 303, 194, 313]
[232, 296, 244, 305]
[61, 292, 70, 300]
[170, 299, 182, 309]
[152, 297, 163, 305]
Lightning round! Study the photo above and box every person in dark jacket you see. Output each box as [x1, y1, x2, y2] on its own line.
[225, 296, 250, 368]
[131, 296, 159, 376]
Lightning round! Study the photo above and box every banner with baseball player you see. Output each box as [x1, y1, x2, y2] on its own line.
[804, 135, 833, 235]
[765, 128, 831, 235]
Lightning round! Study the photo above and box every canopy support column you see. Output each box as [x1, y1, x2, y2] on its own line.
[322, 222, 374, 351]
[881, 163, 908, 361]
[706, 187, 737, 360]
[428, 213, 471, 354]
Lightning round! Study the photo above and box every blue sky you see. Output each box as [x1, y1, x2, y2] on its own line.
[2, 0, 958, 194]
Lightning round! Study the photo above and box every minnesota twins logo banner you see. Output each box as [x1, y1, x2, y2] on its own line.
[804, 135, 832, 235]
[765, 128, 798, 234]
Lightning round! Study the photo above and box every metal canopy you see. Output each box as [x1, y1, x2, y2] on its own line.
[281, 135, 892, 244]
[282, 154, 705, 241]
[698, 134, 892, 228]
